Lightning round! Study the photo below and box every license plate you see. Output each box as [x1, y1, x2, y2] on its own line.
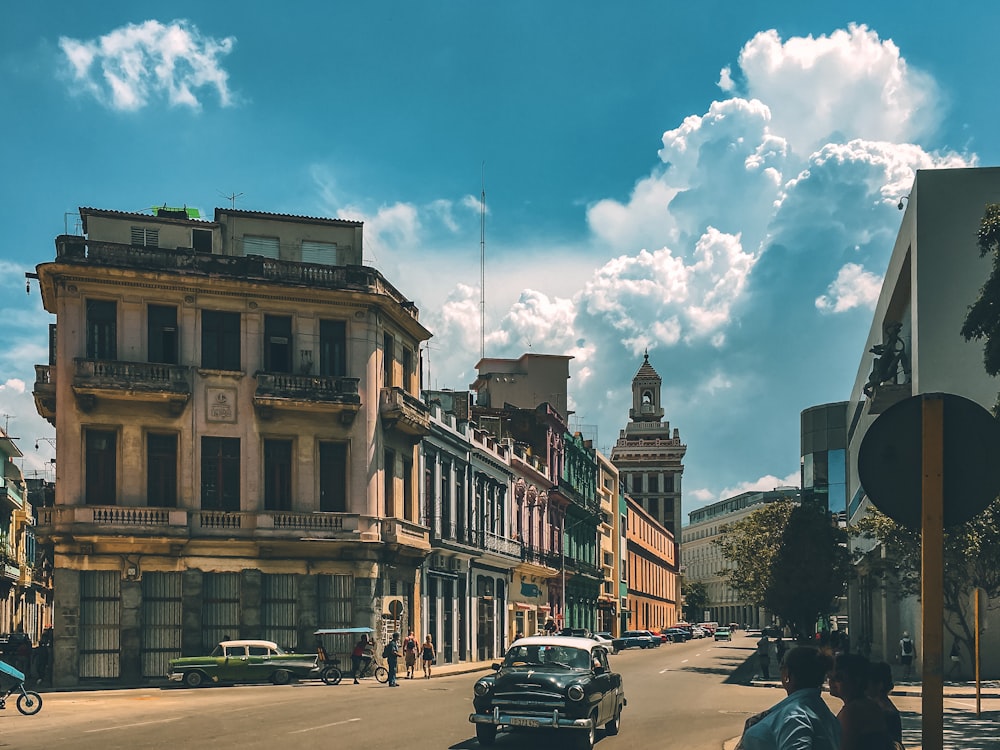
[510, 718, 540, 728]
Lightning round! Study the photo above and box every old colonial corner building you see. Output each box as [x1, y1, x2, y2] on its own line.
[31, 206, 432, 685]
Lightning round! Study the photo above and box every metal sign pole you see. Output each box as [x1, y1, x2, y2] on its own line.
[975, 588, 981, 717]
[921, 396, 944, 750]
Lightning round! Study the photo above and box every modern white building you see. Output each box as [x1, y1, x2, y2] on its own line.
[846, 167, 1000, 676]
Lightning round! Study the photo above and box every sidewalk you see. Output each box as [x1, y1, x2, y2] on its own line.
[34, 657, 498, 693]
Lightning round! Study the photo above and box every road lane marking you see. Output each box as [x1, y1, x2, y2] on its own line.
[681, 659, 689, 663]
[290, 717, 362, 733]
[85, 717, 183, 733]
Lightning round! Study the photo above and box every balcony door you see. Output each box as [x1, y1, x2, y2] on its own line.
[201, 437, 240, 511]
[85, 429, 117, 505]
[86, 300, 117, 360]
[318, 442, 347, 512]
[148, 305, 178, 364]
[264, 439, 293, 511]
[147, 433, 177, 507]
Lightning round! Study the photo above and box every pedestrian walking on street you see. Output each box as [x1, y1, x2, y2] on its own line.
[351, 633, 372, 684]
[898, 632, 915, 680]
[736, 646, 840, 750]
[385, 632, 401, 686]
[774, 636, 787, 666]
[403, 630, 419, 679]
[866, 661, 903, 747]
[829, 652, 893, 750]
[421, 634, 436, 679]
[756, 635, 772, 680]
[948, 640, 962, 680]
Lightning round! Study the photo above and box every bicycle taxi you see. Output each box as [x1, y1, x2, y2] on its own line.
[313, 627, 388, 684]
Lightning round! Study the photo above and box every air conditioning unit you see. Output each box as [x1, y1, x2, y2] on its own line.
[382, 596, 404, 617]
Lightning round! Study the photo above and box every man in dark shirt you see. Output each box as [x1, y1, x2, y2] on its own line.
[386, 632, 401, 686]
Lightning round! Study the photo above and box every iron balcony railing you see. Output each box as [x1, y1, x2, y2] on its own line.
[55, 237, 420, 320]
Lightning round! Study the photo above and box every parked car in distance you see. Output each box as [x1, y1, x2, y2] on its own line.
[690, 626, 707, 639]
[470, 635, 626, 749]
[611, 630, 658, 653]
[560, 628, 593, 638]
[662, 628, 690, 643]
[168, 640, 317, 687]
[714, 627, 732, 642]
[591, 632, 615, 648]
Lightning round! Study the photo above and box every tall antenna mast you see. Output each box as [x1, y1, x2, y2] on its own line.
[480, 163, 486, 360]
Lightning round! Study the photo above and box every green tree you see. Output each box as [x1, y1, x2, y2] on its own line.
[714, 499, 795, 607]
[961, 203, 1000, 389]
[682, 580, 710, 623]
[852, 500, 1000, 657]
[765, 503, 851, 637]
[715, 499, 849, 638]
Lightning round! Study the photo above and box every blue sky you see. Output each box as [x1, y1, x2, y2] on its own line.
[3, 2, 998, 519]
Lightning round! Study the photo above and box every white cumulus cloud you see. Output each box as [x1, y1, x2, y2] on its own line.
[815, 262, 883, 313]
[737, 24, 940, 156]
[60, 20, 236, 111]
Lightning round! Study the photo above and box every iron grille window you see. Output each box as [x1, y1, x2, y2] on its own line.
[264, 439, 293, 511]
[201, 310, 241, 371]
[85, 429, 117, 505]
[147, 433, 177, 507]
[86, 299, 117, 360]
[148, 304, 178, 364]
[201, 437, 240, 511]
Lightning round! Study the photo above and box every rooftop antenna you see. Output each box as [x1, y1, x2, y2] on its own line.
[480, 163, 486, 361]
[220, 191, 245, 209]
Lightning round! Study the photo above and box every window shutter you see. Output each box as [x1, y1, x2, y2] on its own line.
[243, 235, 280, 258]
[301, 241, 337, 265]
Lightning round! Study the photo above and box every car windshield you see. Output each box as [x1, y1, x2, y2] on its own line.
[503, 644, 590, 670]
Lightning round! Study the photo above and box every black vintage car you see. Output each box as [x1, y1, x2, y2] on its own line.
[469, 636, 626, 749]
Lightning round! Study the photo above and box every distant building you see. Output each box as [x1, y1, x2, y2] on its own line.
[31, 205, 432, 685]
[624, 495, 678, 632]
[594, 450, 622, 636]
[0, 432, 51, 642]
[470, 353, 602, 633]
[846, 167, 1000, 675]
[682, 487, 800, 628]
[611, 353, 686, 613]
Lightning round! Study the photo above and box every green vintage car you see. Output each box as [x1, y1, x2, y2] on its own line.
[168, 640, 317, 687]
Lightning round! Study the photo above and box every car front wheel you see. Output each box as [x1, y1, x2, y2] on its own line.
[574, 713, 596, 750]
[476, 724, 497, 746]
[183, 671, 204, 688]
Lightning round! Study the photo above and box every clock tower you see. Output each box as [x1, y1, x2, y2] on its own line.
[611, 352, 686, 537]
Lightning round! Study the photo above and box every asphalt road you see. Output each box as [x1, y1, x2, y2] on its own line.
[15, 635, 993, 750]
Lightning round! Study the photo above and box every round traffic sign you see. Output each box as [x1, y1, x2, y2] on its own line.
[858, 393, 1000, 529]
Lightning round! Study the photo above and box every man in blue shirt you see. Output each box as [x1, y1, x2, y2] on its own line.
[738, 647, 840, 750]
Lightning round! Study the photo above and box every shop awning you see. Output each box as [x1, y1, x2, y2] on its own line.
[514, 602, 536, 611]
[538, 604, 552, 611]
